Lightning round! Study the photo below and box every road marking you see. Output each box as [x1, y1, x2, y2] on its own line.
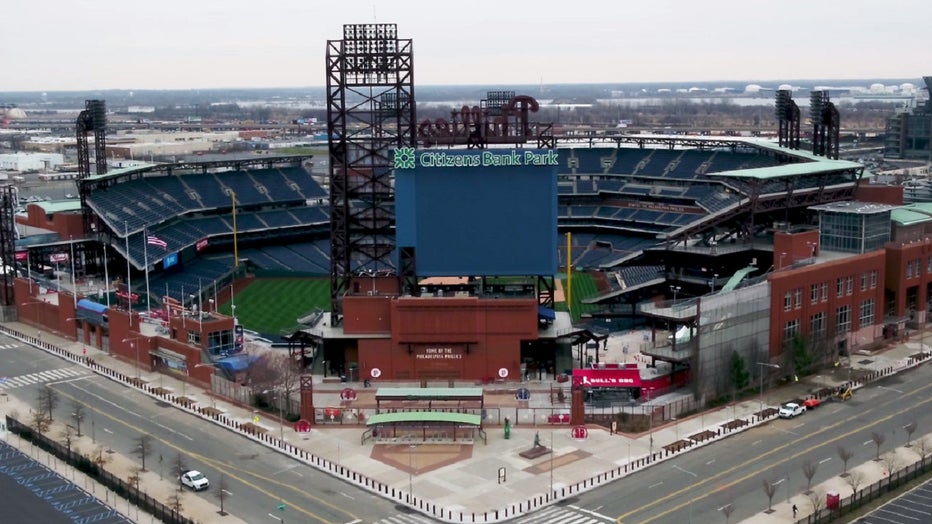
[706, 459, 715, 465]
[649, 481, 663, 488]
[66, 383, 194, 441]
[46, 375, 95, 386]
[752, 439, 762, 446]
[777, 427, 799, 436]
[569, 504, 616, 521]
[345, 520, 362, 524]
[618, 380, 932, 523]
[863, 440, 873, 446]
[793, 423, 805, 430]
[44, 387, 362, 523]
[877, 385, 904, 394]
[819, 457, 832, 464]
[103, 428, 113, 434]
[339, 492, 354, 499]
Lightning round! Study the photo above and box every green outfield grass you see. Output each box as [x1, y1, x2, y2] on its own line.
[556, 272, 602, 323]
[217, 278, 330, 336]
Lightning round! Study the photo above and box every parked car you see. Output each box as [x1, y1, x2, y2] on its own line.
[802, 397, 821, 409]
[180, 470, 210, 491]
[778, 402, 806, 419]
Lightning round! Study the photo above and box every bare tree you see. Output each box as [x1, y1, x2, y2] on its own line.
[720, 502, 735, 524]
[837, 445, 855, 476]
[806, 487, 826, 514]
[871, 431, 886, 460]
[171, 453, 189, 488]
[213, 473, 230, 516]
[166, 489, 184, 514]
[70, 401, 85, 437]
[135, 435, 153, 472]
[918, 436, 932, 458]
[801, 459, 819, 493]
[127, 466, 143, 492]
[879, 452, 902, 477]
[31, 410, 51, 434]
[37, 385, 59, 421]
[92, 445, 111, 468]
[904, 421, 918, 446]
[762, 478, 778, 513]
[60, 426, 75, 457]
[845, 470, 865, 493]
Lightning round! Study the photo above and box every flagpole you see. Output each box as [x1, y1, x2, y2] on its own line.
[144, 225, 151, 314]
[125, 221, 131, 312]
[165, 282, 170, 321]
[103, 245, 110, 308]
[232, 191, 238, 268]
[69, 235, 77, 309]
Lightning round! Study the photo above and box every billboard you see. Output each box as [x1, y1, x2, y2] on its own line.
[163, 252, 179, 269]
[395, 148, 558, 276]
[572, 368, 641, 388]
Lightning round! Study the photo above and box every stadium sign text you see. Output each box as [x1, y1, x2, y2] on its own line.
[394, 148, 558, 170]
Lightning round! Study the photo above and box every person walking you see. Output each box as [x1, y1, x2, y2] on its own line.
[792, 503, 798, 517]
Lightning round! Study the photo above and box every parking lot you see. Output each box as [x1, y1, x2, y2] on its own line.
[858, 477, 932, 523]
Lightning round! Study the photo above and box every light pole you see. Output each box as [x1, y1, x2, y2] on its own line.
[710, 273, 719, 293]
[670, 285, 681, 305]
[673, 464, 698, 523]
[549, 430, 554, 495]
[263, 389, 285, 442]
[646, 387, 656, 455]
[121, 337, 143, 378]
[757, 362, 780, 415]
[408, 444, 417, 503]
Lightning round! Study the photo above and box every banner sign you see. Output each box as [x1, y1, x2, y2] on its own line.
[572, 368, 641, 388]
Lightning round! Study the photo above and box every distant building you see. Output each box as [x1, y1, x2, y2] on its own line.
[0, 152, 64, 172]
[884, 76, 932, 161]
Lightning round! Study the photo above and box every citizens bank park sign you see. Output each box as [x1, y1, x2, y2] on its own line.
[394, 148, 558, 170]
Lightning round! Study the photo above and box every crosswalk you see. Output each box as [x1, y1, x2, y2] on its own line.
[0, 343, 18, 351]
[511, 505, 616, 524]
[0, 367, 90, 391]
[369, 505, 614, 524]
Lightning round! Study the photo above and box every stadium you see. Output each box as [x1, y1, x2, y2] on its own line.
[5, 23, 873, 414]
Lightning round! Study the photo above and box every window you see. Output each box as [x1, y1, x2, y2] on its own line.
[811, 311, 826, 338]
[784, 319, 800, 343]
[836, 305, 851, 333]
[187, 331, 201, 346]
[860, 299, 875, 328]
[907, 261, 913, 279]
[784, 292, 792, 312]
[821, 282, 829, 302]
[846, 276, 854, 295]
[870, 270, 877, 289]
[837, 278, 844, 298]
[928, 258, 932, 275]
[861, 272, 867, 291]
[811, 284, 819, 304]
[795, 288, 802, 309]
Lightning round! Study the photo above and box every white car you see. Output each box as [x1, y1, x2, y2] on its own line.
[180, 470, 210, 491]
[778, 402, 806, 419]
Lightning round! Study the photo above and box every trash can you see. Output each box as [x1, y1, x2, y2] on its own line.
[826, 490, 840, 510]
[340, 375, 347, 383]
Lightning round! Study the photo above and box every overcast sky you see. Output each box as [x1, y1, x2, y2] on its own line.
[3, 0, 929, 92]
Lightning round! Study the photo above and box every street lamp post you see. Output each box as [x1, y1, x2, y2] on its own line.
[673, 464, 698, 523]
[710, 273, 719, 293]
[408, 444, 417, 503]
[757, 362, 781, 416]
[670, 285, 681, 305]
[121, 337, 143, 379]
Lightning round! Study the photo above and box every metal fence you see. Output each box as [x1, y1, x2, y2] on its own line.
[795, 453, 932, 523]
[5, 415, 194, 524]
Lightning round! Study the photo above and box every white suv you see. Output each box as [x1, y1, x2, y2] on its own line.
[180, 470, 210, 491]
[778, 402, 806, 419]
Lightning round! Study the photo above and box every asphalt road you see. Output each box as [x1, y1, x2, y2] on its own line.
[560, 364, 932, 524]
[0, 336, 430, 524]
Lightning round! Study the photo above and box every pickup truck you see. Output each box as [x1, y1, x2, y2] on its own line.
[778, 402, 806, 419]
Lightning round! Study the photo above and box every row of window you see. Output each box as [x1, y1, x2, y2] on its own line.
[904, 258, 932, 279]
[783, 299, 875, 342]
[784, 271, 878, 312]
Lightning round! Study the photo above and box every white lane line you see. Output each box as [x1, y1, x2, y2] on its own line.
[819, 457, 833, 465]
[649, 481, 663, 488]
[46, 375, 95, 386]
[339, 492, 354, 500]
[68, 383, 194, 441]
[568, 504, 616, 521]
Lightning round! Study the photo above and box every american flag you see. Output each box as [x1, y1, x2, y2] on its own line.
[147, 234, 168, 249]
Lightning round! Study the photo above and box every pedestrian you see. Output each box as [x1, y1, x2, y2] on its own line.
[792, 503, 798, 517]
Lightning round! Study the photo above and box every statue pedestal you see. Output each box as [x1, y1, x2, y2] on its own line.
[518, 446, 551, 459]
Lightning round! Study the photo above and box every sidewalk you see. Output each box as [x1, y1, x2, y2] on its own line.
[2, 319, 929, 523]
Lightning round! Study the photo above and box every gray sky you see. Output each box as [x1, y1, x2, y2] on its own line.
[3, 0, 930, 91]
